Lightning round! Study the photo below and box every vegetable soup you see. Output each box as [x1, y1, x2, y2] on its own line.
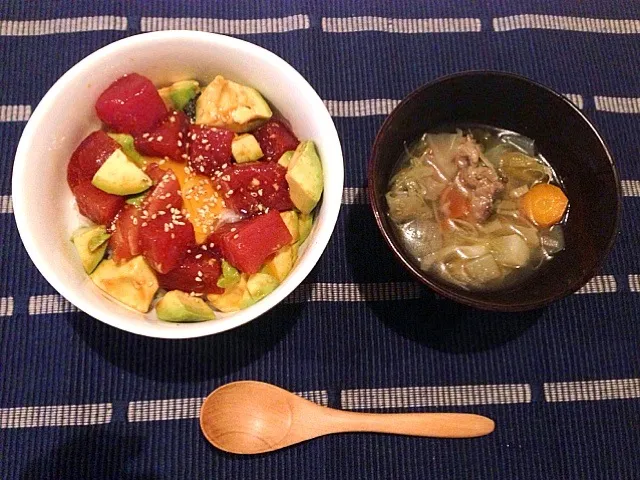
[385, 126, 568, 291]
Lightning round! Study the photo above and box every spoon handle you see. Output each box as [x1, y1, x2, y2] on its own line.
[324, 411, 495, 438]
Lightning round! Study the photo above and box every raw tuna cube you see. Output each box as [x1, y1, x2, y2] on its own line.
[187, 125, 234, 176]
[72, 182, 125, 225]
[157, 250, 223, 295]
[134, 110, 190, 162]
[252, 120, 299, 162]
[139, 213, 196, 274]
[109, 204, 142, 263]
[215, 162, 293, 216]
[142, 167, 183, 216]
[209, 210, 292, 274]
[95, 73, 167, 135]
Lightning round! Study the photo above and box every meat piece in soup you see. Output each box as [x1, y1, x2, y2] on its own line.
[386, 127, 569, 291]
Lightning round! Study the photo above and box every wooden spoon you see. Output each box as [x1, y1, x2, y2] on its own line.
[200, 381, 495, 454]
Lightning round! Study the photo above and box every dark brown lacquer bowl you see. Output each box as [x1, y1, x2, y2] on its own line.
[368, 71, 621, 311]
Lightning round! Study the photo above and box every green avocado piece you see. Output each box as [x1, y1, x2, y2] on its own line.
[231, 133, 264, 163]
[107, 133, 143, 166]
[247, 272, 279, 301]
[298, 213, 313, 244]
[90, 256, 159, 313]
[207, 274, 255, 312]
[196, 75, 272, 133]
[158, 80, 201, 111]
[216, 260, 241, 289]
[156, 290, 216, 322]
[285, 141, 324, 214]
[263, 245, 296, 282]
[92, 149, 153, 196]
[125, 191, 147, 207]
[277, 150, 295, 168]
[279, 210, 299, 244]
[71, 225, 110, 273]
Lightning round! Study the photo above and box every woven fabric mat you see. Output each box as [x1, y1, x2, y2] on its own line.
[1, 1, 639, 479]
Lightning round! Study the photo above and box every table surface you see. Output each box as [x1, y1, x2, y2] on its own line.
[1, 1, 640, 479]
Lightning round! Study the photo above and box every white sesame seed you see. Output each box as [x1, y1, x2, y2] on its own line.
[194, 277, 202, 282]
[233, 234, 239, 239]
[230, 228, 237, 232]
[195, 253, 203, 259]
[142, 133, 149, 138]
[177, 140, 183, 147]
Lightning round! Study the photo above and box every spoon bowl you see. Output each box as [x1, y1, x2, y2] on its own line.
[200, 381, 495, 454]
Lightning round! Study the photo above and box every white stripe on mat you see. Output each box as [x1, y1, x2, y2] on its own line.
[29, 295, 78, 315]
[0, 16, 127, 36]
[128, 390, 328, 422]
[322, 16, 481, 33]
[141, 14, 309, 34]
[0, 105, 31, 122]
[0, 195, 13, 213]
[0, 403, 112, 428]
[544, 378, 640, 402]
[563, 94, 584, 110]
[285, 282, 422, 304]
[342, 187, 368, 205]
[324, 99, 399, 117]
[594, 96, 640, 114]
[0, 297, 14, 317]
[342, 383, 531, 410]
[621, 180, 640, 197]
[493, 15, 640, 34]
[575, 275, 617, 294]
[629, 275, 640, 292]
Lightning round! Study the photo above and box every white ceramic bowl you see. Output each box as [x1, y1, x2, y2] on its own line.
[12, 31, 343, 338]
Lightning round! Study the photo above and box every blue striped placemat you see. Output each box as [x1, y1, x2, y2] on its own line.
[1, 1, 639, 479]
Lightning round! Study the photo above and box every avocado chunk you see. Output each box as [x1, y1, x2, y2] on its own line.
[279, 211, 299, 243]
[125, 191, 147, 207]
[207, 274, 255, 313]
[285, 141, 324, 214]
[216, 260, 241, 289]
[107, 133, 143, 166]
[298, 213, 313, 244]
[158, 80, 201, 111]
[247, 273, 279, 301]
[196, 75, 272, 133]
[71, 225, 110, 273]
[231, 133, 264, 163]
[90, 256, 158, 313]
[156, 290, 216, 322]
[277, 150, 294, 168]
[263, 245, 297, 282]
[92, 149, 153, 195]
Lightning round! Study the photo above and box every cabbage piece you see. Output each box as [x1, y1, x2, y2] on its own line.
[443, 258, 473, 285]
[424, 132, 465, 180]
[508, 185, 530, 199]
[490, 234, 531, 267]
[483, 144, 513, 168]
[500, 152, 548, 184]
[386, 190, 430, 223]
[540, 225, 565, 256]
[501, 133, 536, 156]
[464, 254, 503, 283]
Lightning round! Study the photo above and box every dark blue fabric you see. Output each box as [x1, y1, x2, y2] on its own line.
[1, 1, 639, 479]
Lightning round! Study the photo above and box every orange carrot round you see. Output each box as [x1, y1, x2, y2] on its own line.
[520, 183, 568, 228]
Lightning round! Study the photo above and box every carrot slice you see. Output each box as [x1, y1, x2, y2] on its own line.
[519, 183, 568, 228]
[440, 186, 470, 219]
